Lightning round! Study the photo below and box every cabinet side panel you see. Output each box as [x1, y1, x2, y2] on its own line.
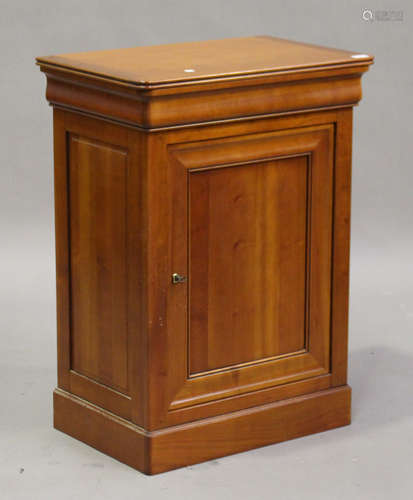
[52, 110, 147, 423]
[68, 134, 129, 395]
[331, 108, 353, 386]
[53, 109, 71, 390]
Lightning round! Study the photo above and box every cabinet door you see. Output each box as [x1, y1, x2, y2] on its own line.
[163, 123, 335, 412]
[148, 115, 351, 429]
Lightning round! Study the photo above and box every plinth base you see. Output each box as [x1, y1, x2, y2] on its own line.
[53, 385, 351, 475]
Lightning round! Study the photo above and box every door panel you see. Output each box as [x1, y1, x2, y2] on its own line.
[189, 156, 309, 375]
[166, 124, 335, 411]
[69, 135, 129, 394]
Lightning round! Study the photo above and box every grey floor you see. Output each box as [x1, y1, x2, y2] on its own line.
[1, 234, 412, 500]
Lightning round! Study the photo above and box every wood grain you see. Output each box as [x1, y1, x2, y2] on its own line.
[52, 110, 147, 424]
[165, 124, 333, 419]
[54, 385, 351, 475]
[42, 70, 365, 130]
[69, 134, 129, 394]
[37, 36, 372, 86]
[37, 37, 373, 129]
[53, 388, 147, 472]
[149, 385, 351, 474]
[189, 156, 308, 374]
[37, 36, 373, 474]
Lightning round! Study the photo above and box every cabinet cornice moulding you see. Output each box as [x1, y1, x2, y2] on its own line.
[39, 67, 369, 130]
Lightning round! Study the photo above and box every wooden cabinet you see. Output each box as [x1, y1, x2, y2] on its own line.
[37, 36, 373, 474]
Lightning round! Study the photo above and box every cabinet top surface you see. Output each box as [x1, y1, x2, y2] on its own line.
[36, 36, 373, 88]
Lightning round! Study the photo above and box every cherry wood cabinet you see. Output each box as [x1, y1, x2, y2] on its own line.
[36, 36, 373, 474]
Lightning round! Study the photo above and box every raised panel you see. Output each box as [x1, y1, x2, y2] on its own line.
[166, 124, 334, 413]
[68, 135, 129, 395]
[189, 156, 309, 375]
